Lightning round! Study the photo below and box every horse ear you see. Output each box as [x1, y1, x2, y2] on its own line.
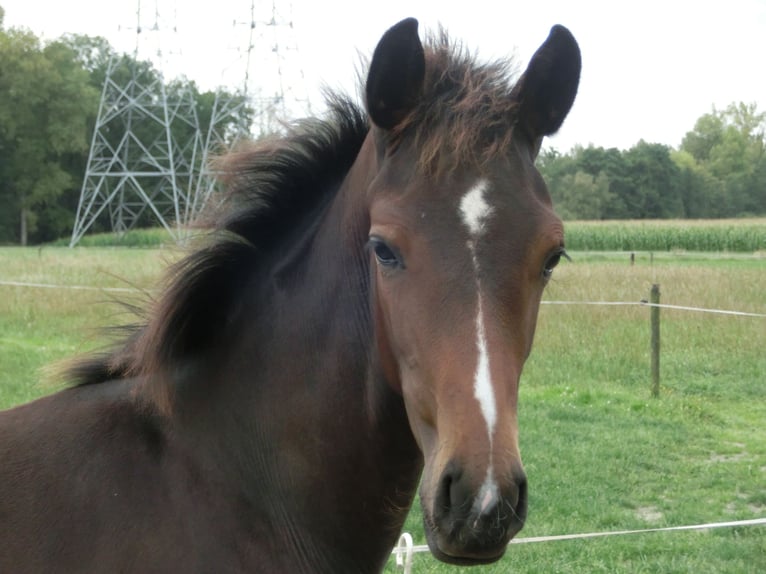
[366, 18, 425, 130]
[511, 25, 581, 153]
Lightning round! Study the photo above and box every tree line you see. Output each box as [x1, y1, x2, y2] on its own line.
[1, 7, 764, 245]
[539, 102, 766, 220]
[0, 7, 251, 245]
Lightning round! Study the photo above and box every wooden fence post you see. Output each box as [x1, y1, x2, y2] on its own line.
[650, 284, 661, 397]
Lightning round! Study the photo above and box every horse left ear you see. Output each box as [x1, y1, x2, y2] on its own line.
[366, 18, 425, 130]
[511, 25, 581, 155]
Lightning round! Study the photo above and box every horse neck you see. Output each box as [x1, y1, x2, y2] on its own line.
[184, 135, 422, 571]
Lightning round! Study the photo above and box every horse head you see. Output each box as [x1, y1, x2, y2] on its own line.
[364, 18, 580, 565]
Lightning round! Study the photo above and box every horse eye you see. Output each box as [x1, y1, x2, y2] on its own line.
[369, 237, 403, 269]
[543, 248, 569, 281]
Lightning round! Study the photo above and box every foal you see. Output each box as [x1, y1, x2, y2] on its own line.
[0, 18, 580, 572]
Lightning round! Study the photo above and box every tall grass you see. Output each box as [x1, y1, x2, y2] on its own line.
[565, 219, 766, 252]
[51, 227, 176, 248]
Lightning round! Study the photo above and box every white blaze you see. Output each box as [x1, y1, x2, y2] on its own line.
[459, 179, 497, 441]
[473, 297, 496, 437]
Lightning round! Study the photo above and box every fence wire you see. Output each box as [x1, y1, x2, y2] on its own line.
[389, 518, 766, 573]
[3, 280, 765, 318]
[541, 299, 766, 318]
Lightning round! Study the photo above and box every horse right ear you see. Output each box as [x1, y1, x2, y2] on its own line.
[366, 18, 425, 130]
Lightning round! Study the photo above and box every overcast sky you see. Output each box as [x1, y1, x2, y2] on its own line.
[3, 0, 765, 152]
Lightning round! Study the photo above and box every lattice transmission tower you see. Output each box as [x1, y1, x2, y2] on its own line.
[70, 2, 198, 246]
[70, 0, 311, 246]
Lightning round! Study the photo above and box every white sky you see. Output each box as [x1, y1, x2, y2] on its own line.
[3, 0, 766, 152]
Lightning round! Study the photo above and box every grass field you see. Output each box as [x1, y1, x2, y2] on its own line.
[1, 245, 764, 573]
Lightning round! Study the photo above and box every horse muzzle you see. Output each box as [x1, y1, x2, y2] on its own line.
[423, 460, 527, 565]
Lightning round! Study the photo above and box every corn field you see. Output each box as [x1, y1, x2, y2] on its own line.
[564, 219, 766, 252]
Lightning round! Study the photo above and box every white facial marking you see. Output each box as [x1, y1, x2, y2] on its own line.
[459, 179, 502, 510]
[460, 179, 492, 237]
[460, 179, 499, 512]
[473, 466, 499, 524]
[459, 178, 497, 442]
[473, 297, 496, 438]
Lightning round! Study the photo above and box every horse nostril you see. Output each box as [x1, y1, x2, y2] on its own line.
[435, 462, 470, 521]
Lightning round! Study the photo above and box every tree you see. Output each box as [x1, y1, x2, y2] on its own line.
[620, 141, 684, 219]
[58, 33, 114, 77]
[671, 149, 720, 217]
[0, 28, 98, 244]
[681, 112, 724, 163]
[553, 171, 613, 220]
[680, 103, 765, 217]
[541, 142, 688, 219]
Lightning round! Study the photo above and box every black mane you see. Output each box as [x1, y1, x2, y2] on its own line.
[66, 93, 368, 388]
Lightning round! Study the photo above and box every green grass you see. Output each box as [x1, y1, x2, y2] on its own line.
[1, 246, 764, 573]
[51, 226, 177, 248]
[0, 246, 174, 404]
[565, 218, 766, 252]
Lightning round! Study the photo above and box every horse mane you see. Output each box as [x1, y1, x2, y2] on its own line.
[64, 93, 368, 393]
[62, 30, 521, 401]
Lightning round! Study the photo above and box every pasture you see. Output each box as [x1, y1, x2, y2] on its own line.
[1, 243, 764, 573]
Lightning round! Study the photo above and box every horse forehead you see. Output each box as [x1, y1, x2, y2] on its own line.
[374, 165, 540, 237]
[453, 175, 558, 256]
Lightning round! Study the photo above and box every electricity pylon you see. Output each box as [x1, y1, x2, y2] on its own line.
[70, 0, 311, 246]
